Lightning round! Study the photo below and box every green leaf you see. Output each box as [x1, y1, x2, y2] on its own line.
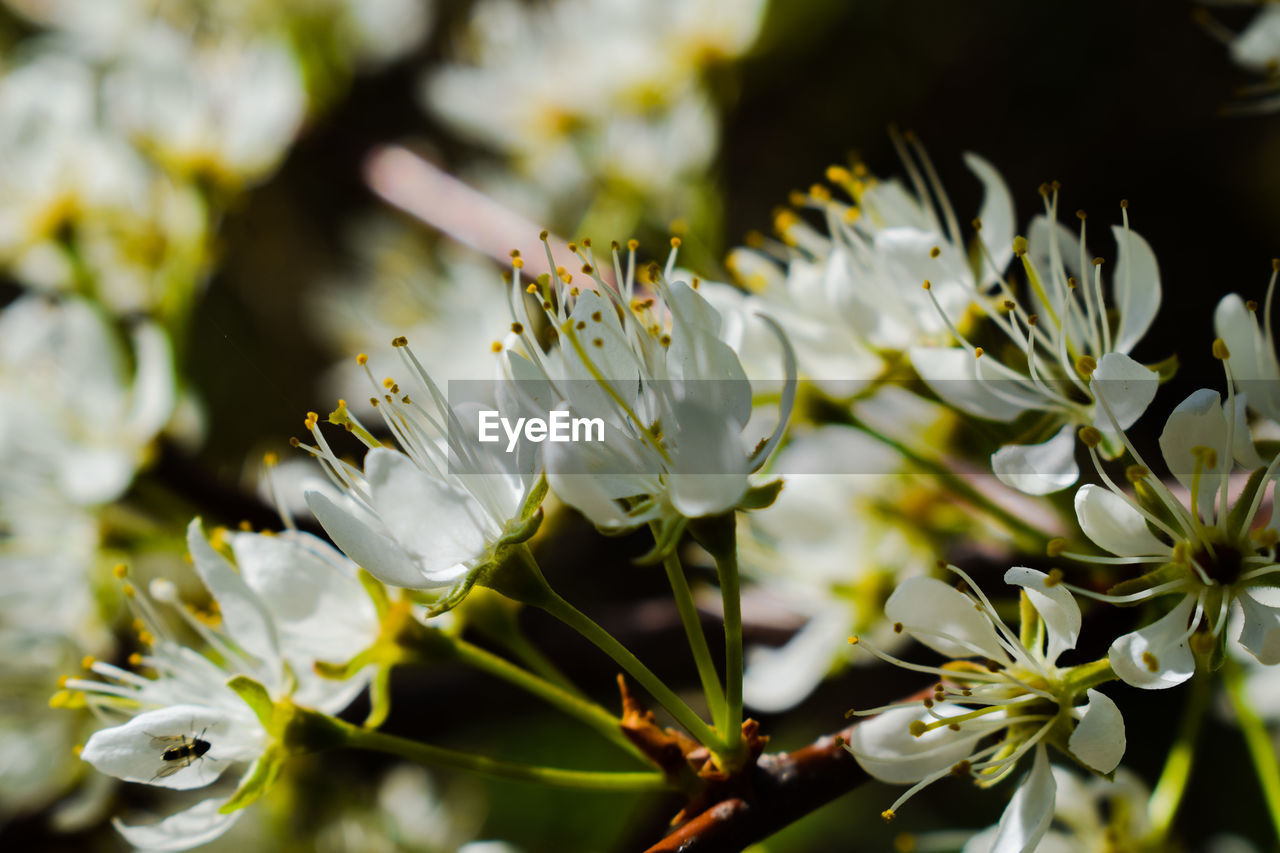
[226, 676, 275, 728]
[218, 751, 283, 814]
[738, 478, 784, 510]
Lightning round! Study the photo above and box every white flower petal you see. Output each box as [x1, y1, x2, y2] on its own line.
[1004, 567, 1081, 663]
[885, 576, 1011, 664]
[666, 399, 749, 518]
[366, 449, 488, 580]
[1068, 689, 1126, 773]
[1158, 389, 1228, 515]
[81, 704, 261, 790]
[1091, 352, 1158, 432]
[186, 519, 279, 666]
[1237, 590, 1280, 665]
[304, 489, 433, 589]
[991, 425, 1079, 495]
[1109, 596, 1197, 689]
[846, 704, 1004, 784]
[743, 605, 847, 713]
[988, 745, 1056, 853]
[126, 322, 176, 441]
[1110, 224, 1161, 355]
[1216, 293, 1280, 422]
[1074, 484, 1166, 557]
[964, 152, 1015, 282]
[908, 346, 1037, 422]
[113, 796, 241, 851]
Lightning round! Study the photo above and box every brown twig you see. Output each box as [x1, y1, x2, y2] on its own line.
[644, 726, 868, 852]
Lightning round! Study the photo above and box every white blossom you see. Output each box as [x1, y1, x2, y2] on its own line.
[67, 519, 378, 849]
[911, 190, 1162, 495]
[845, 567, 1125, 849]
[1065, 383, 1280, 688]
[1214, 260, 1280, 422]
[499, 239, 795, 531]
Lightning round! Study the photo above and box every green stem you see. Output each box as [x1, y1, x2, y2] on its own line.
[656, 532, 726, 730]
[479, 616, 583, 699]
[336, 720, 670, 792]
[839, 411, 1049, 549]
[538, 591, 727, 754]
[1149, 670, 1211, 839]
[710, 531, 744, 761]
[1224, 659, 1280, 843]
[450, 636, 649, 765]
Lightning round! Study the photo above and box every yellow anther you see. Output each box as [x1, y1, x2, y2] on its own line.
[881, 810, 897, 823]
[1012, 236, 1028, 257]
[894, 833, 917, 853]
[57, 675, 69, 688]
[893, 621, 904, 634]
[138, 630, 154, 646]
[1079, 426, 1103, 448]
[128, 653, 143, 667]
[627, 239, 639, 251]
[847, 635, 860, 645]
[1126, 464, 1150, 482]
[511, 322, 524, 335]
[1027, 313, 1039, 326]
[491, 341, 503, 353]
[592, 338, 604, 348]
[566, 242, 577, 253]
[1044, 569, 1064, 588]
[356, 353, 368, 366]
[929, 246, 941, 259]
[238, 520, 252, 531]
[1076, 355, 1098, 377]
[1273, 258, 1279, 272]
[513, 257, 524, 269]
[1191, 445, 1218, 468]
[112, 563, 128, 579]
[826, 165, 851, 183]
[591, 310, 602, 322]
[808, 184, 831, 202]
[264, 452, 279, 467]
[1247, 300, 1259, 312]
[1212, 338, 1231, 360]
[670, 236, 682, 248]
[1076, 209, 1087, 221]
[1092, 257, 1105, 267]
[974, 347, 984, 358]
[526, 283, 538, 294]
[908, 720, 927, 737]
[788, 190, 807, 207]
[971, 217, 983, 231]
[304, 412, 319, 430]
[539, 230, 549, 241]
[1047, 538, 1067, 557]
[81, 656, 95, 670]
[922, 280, 932, 290]
[1253, 528, 1280, 549]
[843, 206, 861, 223]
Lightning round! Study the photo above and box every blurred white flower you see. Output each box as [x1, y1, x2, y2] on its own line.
[104, 26, 306, 188]
[911, 191, 1161, 494]
[0, 295, 175, 506]
[962, 765, 1153, 852]
[738, 418, 937, 712]
[309, 218, 512, 417]
[846, 567, 1124, 848]
[1065, 385, 1280, 688]
[1199, 1, 1280, 112]
[423, 0, 764, 212]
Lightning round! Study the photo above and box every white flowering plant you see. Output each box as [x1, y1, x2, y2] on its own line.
[4, 2, 1280, 852]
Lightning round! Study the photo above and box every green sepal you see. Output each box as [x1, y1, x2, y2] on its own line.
[518, 473, 549, 521]
[1147, 353, 1179, 384]
[358, 569, 392, 621]
[687, 512, 736, 561]
[227, 676, 275, 729]
[426, 572, 482, 618]
[218, 751, 283, 814]
[1106, 562, 1184, 602]
[476, 545, 556, 608]
[738, 478, 784, 510]
[1131, 479, 1179, 539]
[1227, 465, 1272, 540]
[633, 516, 688, 566]
[364, 666, 392, 729]
[497, 507, 544, 546]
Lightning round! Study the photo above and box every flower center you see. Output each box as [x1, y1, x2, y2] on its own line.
[1190, 540, 1245, 586]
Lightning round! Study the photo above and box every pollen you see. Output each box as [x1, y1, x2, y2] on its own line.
[112, 563, 128, 579]
[1212, 338, 1231, 360]
[881, 809, 896, 823]
[847, 635, 860, 645]
[1142, 651, 1159, 672]
[81, 656, 95, 670]
[973, 347, 984, 358]
[304, 411, 319, 430]
[527, 284, 538, 294]
[929, 246, 941, 258]
[491, 341, 503, 353]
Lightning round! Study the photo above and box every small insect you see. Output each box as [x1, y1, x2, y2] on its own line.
[148, 727, 213, 780]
